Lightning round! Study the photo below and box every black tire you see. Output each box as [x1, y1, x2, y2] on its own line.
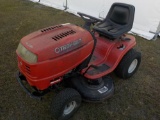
[115, 49, 141, 79]
[51, 88, 81, 120]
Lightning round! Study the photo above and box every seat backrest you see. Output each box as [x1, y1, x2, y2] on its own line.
[93, 3, 135, 39]
[106, 3, 135, 26]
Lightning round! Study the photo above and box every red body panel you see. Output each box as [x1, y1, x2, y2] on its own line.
[82, 33, 136, 79]
[17, 24, 94, 90]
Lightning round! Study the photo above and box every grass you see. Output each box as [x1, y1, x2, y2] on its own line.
[0, 0, 160, 120]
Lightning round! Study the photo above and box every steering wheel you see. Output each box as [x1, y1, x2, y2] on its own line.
[77, 12, 102, 24]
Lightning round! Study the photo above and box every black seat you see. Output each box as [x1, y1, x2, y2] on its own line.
[93, 3, 135, 39]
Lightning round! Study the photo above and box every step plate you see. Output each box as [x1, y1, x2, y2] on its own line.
[87, 64, 110, 75]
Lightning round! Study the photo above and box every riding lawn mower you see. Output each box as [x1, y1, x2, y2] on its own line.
[16, 3, 141, 120]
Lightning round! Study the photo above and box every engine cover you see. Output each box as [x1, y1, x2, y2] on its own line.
[21, 23, 93, 62]
[17, 23, 94, 90]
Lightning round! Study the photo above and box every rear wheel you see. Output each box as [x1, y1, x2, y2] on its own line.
[115, 49, 141, 79]
[51, 88, 81, 120]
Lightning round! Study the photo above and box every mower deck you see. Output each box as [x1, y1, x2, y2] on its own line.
[69, 74, 114, 102]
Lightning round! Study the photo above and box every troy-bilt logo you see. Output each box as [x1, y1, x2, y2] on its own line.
[55, 39, 82, 54]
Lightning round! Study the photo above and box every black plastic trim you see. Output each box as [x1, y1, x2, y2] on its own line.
[16, 71, 42, 100]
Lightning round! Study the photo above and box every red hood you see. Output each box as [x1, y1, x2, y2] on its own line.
[20, 24, 93, 62]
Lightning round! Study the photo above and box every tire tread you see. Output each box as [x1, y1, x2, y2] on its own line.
[115, 48, 141, 79]
[51, 88, 81, 120]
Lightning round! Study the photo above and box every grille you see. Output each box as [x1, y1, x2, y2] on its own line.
[25, 65, 31, 74]
[41, 25, 62, 32]
[52, 30, 76, 41]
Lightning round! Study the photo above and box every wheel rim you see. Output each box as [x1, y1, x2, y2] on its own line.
[128, 59, 138, 73]
[63, 101, 76, 115]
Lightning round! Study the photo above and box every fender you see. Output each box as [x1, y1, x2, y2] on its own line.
[83, 35, 136, 79]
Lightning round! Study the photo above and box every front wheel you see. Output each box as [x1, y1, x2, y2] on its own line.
[51, 88, 81, 120]
[115, 49, 141, 79]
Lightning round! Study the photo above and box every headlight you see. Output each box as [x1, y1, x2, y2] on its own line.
[17, 43, 37, 63]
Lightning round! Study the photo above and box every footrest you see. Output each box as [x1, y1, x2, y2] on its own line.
[87, 64, 110, 75]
